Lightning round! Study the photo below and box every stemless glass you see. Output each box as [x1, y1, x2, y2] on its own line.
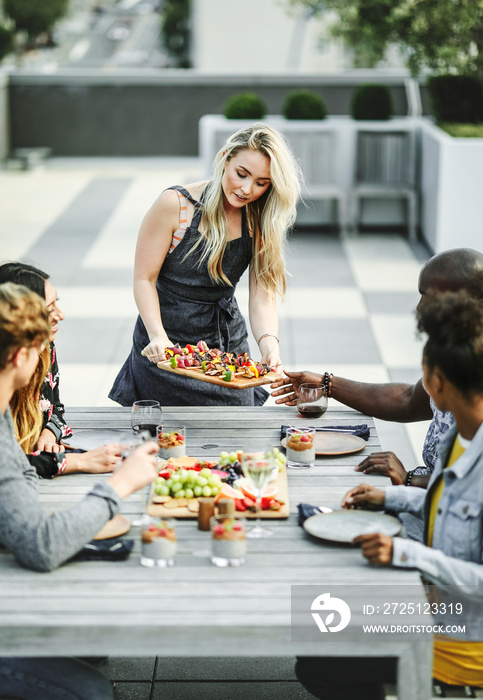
[241, 449, 274, 539]
[131, 400, 163, 438]
[297, 383, 328, 419]
[119, 430, 151, 526]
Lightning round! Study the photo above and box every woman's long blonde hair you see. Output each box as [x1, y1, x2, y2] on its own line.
[0, 282, 51, 453]
[10, 346, 51, 453]
[192, 123, 301, 298]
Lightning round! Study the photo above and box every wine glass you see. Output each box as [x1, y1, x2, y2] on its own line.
[119, 430, 152, 527]
[131, 400, 163, 438]
[241, 449, 274, 539]
[297, 383, 327, 419]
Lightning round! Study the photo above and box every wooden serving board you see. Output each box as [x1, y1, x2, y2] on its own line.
[147, 468, 290, 519]
[156, 360, 280, 389]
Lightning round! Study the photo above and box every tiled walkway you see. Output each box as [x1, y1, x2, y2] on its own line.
[1, 157, 433, 698]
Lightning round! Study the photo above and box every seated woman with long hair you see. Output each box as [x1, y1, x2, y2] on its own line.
[0, 261, 120, 477]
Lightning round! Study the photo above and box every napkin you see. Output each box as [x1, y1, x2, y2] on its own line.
[297, 503, 327, 527]
[69, 538, 134, 562]
[281, 424, 370, 441]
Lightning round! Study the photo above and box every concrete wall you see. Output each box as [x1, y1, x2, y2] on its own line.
[8, 70, 429, 157]
[0, 71, 9, 162]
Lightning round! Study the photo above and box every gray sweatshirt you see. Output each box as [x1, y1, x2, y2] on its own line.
[0, 408, 121, 571]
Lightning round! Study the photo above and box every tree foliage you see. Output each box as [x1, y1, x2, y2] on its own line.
[287, 0, 483, 78]
[3, 0, 69, 42]
[161, 0, 191, 68]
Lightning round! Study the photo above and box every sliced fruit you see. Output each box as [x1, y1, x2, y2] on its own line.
[237, 478, 279, 501]
[213, 483, 241, 503]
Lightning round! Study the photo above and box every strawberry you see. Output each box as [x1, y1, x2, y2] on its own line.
[235, 499, 246, 512]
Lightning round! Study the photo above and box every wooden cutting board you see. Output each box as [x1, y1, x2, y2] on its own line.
[147, 468, 290, 519]
[156, 360, 280, 389]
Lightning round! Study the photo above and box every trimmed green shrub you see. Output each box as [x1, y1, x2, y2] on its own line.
[350, 84, 393, 120]
[223, 92, 267, 120]
[439, 123, 483, 138]
[282, 90, 327, 120]
[427, 75, 483, 124]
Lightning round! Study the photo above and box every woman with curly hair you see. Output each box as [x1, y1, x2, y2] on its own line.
[297, 289, 483, 699]
[0, 282, 158, 699]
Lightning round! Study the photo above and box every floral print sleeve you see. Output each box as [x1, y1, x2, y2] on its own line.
[414, 396, 455, 476]
[39, 344, 73, 442]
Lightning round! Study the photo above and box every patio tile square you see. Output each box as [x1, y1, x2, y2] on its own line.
[289, 318, 382, 364]
[152, 681, 313, 699]
[364, 291, 419, 315]
[102, 657, 155, 681]
[155, 656, 297, 681]
[113, 681, 152, 699]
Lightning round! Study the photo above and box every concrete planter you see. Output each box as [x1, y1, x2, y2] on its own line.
[420, 118, 483, 253]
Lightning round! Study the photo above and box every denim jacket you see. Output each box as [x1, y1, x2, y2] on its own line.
[384, 421, 483, 639]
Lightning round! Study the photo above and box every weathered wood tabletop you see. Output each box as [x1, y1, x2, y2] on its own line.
[0, 405, 432, 700]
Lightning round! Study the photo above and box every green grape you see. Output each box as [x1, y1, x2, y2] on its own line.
[178, 469, 188, 482]
[176, 489, 186, 499]
[196, 476, 208, 487]
[193, 485, 202, 497]
[166, 478, 174, 488]
[171, 482, 182, 494]
[229, 452, 237, 462]
[160, 485, 170, 496]
[210, 485, 220, 497]
[171, 473, 181, 483]
[202, 485, 212, 497]
[155, 476, 165, 485]
[199, 467, 212, 479]
[219, 451, 229, 460]
[184, 488, 194, 499]
[154, 484, 165, 495]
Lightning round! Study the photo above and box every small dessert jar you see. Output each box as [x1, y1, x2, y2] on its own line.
[157, 426, 186, 460]
[140, 517, 177, 567]
[286, 427, 316, 469]
[210, 515, 246, 567]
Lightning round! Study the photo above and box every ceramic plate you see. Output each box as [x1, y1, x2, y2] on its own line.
[63, 430, 125, 451]
[281, 431, 366, 456]
[303, 510, 402, 543]
[93, 514, 130, 540]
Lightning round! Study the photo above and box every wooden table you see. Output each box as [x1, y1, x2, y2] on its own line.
[0, 406, 432, 700]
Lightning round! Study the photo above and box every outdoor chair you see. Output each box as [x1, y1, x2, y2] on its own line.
[286, 129, 348, 236]
[351, 130, 418, 243]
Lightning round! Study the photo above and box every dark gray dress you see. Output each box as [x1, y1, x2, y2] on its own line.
[109, 186, 268, 406]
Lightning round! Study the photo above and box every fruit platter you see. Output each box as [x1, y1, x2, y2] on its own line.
[152, 340, 280, 389]
[147, 448, 289, 519]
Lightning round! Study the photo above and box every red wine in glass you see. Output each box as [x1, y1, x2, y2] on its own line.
[298, 403, 327, 419]
[132, 423, 159, 438]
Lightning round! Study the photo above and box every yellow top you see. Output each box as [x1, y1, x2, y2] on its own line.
[429, 434, 483, 686]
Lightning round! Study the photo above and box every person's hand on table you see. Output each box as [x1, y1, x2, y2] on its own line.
[341, 482, 386, 510]
[354, 533, 394, 565]
[355, 451, 407, 485]
[66, 444, 122, 474]
[36, 429, 64, 453]
[141, 334, 173, 364]
[270, 370, 323, 405]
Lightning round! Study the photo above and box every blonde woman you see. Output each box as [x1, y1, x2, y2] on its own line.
[110, 123, 301, 406]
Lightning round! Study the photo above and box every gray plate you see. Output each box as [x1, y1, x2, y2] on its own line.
[304, 510, 402, 543]
[63, 430, 125, 451]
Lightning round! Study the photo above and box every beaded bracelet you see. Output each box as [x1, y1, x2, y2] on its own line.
[323, 372, 333, 398]
[405, 470, 414, 486]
